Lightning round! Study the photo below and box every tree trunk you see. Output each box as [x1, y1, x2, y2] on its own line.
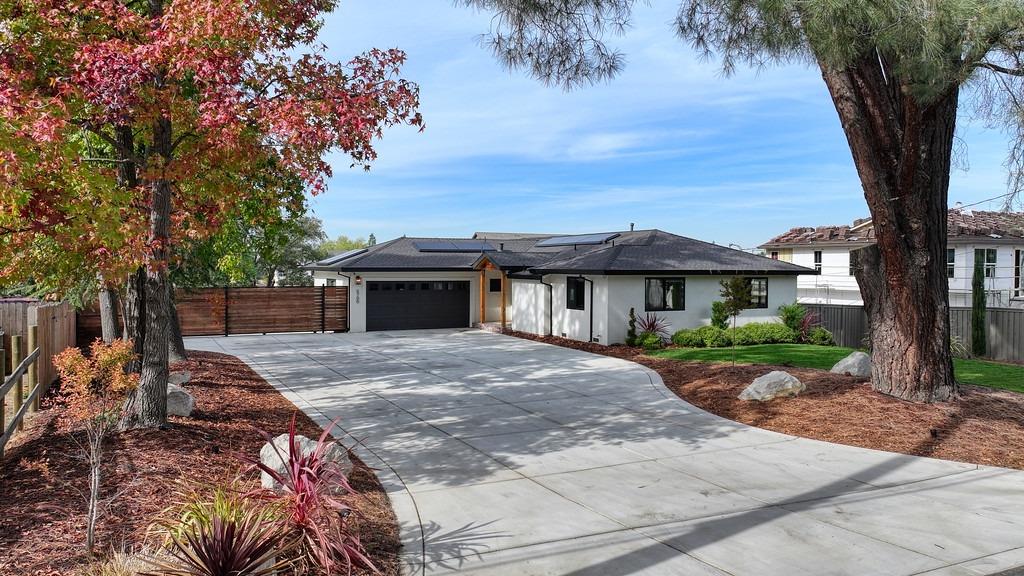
[123, 267, 146, 374]
[266, 269, 275, 288]
[97, 278, 121, 343]
[821, 54, 959, 402]
[168, 289, 187, 364]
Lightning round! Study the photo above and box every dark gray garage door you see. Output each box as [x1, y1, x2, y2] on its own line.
[366, 281, 471, 331]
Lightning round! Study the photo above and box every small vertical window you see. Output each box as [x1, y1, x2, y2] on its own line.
[489, 278, 502, 292]
[976, 248, 997, 278]
[746, 278, 768, 309]
[813, 250, 822, 272]
[849, 254, 856, 277]
[325, 278, 336, 287]
[566, 277, 586, 310]
[946, 249, 955, 278]
[1015, 249, 1022, 297]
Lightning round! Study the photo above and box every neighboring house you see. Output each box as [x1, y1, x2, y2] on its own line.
[760, 209, 1024, 308]
[305, 229, 812, 344]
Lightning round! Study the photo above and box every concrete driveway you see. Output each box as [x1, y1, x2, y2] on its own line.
[187, 329, 1024, 576]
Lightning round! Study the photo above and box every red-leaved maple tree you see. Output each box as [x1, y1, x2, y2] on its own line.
[0, 0, 422, 427]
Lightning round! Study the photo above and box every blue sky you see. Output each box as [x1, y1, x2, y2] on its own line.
[310, 1, 1014, 249]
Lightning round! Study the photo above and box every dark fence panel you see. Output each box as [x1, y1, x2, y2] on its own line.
[806, 303, 1024, 363]
[78, 286, 349, 343]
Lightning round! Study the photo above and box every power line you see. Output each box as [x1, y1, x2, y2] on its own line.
[956, 191, 1017, 210]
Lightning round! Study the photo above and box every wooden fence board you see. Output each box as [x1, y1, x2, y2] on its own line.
[807, 303, 1024, 363]
[77, 286, 349, 343]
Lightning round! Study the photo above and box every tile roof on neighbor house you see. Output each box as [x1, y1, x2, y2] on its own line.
[307, 229, 814, 276]
[760, 209, 1024, 249]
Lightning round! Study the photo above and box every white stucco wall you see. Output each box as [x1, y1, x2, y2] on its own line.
[510, 279, 550, 335]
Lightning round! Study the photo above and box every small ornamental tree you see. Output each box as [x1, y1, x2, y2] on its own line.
[53, 339, 139, 554]
[971, 252, 987, 357]
[719, 277, 752, 365]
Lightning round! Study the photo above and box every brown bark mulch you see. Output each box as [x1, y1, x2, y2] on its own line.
[0, 350, 400, 576]
[508, 331, 1024, 471]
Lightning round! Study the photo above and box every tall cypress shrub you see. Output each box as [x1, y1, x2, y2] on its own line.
[971, 251, 987, 358]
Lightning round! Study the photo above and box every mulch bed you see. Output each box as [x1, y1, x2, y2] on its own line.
[0, 351, 400, 576]
[508, 331, 1024, 470]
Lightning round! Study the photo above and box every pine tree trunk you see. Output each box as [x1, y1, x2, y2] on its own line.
[822, 55, 959, 402]
[97, 278, 121, 343]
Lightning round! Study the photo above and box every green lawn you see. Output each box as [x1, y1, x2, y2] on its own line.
[653, 344, 1024, 394]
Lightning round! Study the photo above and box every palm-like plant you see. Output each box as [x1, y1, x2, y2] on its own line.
[141, 510, 292, 576]
[635, 313, 670, 339]
[247, 414, 376, 575]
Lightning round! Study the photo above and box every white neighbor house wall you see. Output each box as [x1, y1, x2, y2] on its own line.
[512, 274, 798, 345]
[787, 243, 1024, 307]
[314, 270, 483, 332]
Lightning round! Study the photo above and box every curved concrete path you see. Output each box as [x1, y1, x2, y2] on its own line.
[187, 329, 1024, 576]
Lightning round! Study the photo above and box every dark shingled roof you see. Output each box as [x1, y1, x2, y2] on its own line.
[761, 209, 1024, 248]
[314, 229, 813, 276]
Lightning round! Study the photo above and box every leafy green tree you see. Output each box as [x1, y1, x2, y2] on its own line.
[321, 235, 369, 255]
[460, 0, 1024, 401]
[719, 277, 752, 365]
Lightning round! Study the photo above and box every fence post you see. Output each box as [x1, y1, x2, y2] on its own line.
[26, 325, 38, 413]
[320, 285, 326, 333]
[223, 287, 230, 337]
[0, 335, 5, 434]
[11, 334, 22, 431]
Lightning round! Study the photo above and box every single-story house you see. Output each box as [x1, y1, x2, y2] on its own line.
[305, 229, 814, 344]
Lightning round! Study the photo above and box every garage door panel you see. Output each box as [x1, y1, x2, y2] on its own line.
[367, 281, 470, 331]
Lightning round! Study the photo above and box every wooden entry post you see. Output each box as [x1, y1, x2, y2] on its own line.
[500, 271, 507, 328]
[479, 269, 486, 324]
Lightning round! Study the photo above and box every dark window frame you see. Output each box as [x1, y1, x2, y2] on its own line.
[746, 277, 768, 309]
[976, 248, 998, 279]
[947, 248, 956, 279]
[645, 277, 686, 312]
[325, 278, 337, 287]
[566, 277, 586, 310]
[1015, 249, 1022, 297]
[813, 250, 822, 272]
[489, 278, 502, 292]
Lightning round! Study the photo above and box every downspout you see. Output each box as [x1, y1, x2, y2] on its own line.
[538, 275, 553, 336]
[337, 271, 353, 332]
[581, 275, 594, 343]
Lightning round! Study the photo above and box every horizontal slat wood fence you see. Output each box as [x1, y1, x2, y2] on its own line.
[806, 304, 1024, 363]
[78, 286, 348, 343]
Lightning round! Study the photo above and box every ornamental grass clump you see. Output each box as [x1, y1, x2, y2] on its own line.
[247, 414, 375, 575]
[53, 339, 138, 554]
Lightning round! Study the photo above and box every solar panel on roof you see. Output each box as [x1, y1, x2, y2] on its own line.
[535, 233, 620, 247]
[413, 240, 496, 252]
[317, 248, 367, 266]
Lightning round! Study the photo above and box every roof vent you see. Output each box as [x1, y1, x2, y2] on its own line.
[630, 222, 635, 232]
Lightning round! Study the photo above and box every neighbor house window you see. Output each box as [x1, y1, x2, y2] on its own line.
[325, 278, 336, 287]
[813, 250, 822, 272]
[489, 278, 502, 292]
[645, 278, 685, 311]
[1015, 249, 1022, 297]
[770, 251, 779, 260]
[947, 249, 956, 278]
[976, 248, 997, 278]
[746, 278, 768, 309]
[566, 277, 586, 310]
[849, 253, 856, 277]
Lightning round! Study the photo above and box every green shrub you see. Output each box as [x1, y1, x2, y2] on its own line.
[808, 326, 836, 346]
[671, 328, 702, 347]
[710, 301, 729, 330]
[727, 322, 797, 345]
[639, 331, 664, 350]
[777, 302, 807, 332]
[697, 325, 731, 348]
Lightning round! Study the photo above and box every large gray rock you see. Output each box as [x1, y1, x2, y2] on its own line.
[168, 371, 191, 386]
[739, 371, 805, 401]
[830, 351, 872, 378]
[166, 383, 195, 417]
[259, 434, 353, 490]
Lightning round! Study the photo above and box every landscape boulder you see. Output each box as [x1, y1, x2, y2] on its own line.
[259, 434, 354, 490]
[168, 371, 191, 386]
[830, 351, 872, 378]
[166, 383, 195, 417]
[739, 370, 805, 401]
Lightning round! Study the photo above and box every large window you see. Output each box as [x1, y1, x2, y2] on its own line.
[976, 248, 997, 278]
[645, 278, 685, 311]
[813, 250, 822, 272]
[566, 277, 586, 310]
[947, 249, 956, 278]
[747, 278, 768, 309]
